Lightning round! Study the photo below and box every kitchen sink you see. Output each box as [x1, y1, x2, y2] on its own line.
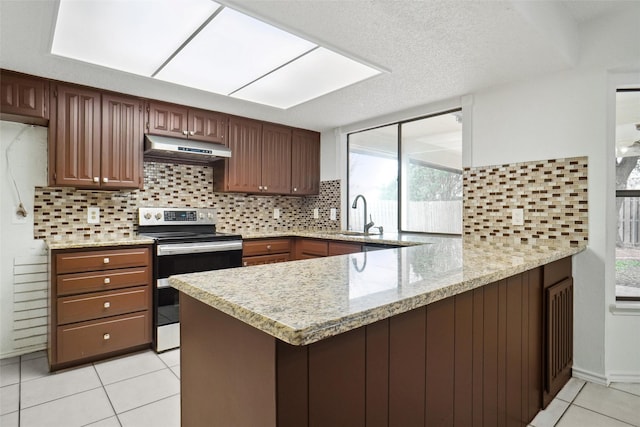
[335, 231, 379, 237]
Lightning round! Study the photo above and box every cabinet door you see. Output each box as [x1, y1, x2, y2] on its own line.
[291, 129, 320, 195]
[189, 109, 227, 144]
[101, 94, 143, 189]
[225, 116, 262, 192]
[147, 101, 188, 138]
[262, 124, 292, 194]
[0, 71, 49, 123]
[52, 84, 101, 187]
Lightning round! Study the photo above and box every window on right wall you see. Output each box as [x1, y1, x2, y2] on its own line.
[615, 88, 640, 301]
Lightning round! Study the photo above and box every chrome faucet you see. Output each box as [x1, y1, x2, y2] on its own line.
[351, 194, 375, 235]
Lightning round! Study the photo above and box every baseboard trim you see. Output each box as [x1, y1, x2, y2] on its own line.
[606, 371, 640, 383]
[0, 344, 47, 361]
[572, 366, 608, 385]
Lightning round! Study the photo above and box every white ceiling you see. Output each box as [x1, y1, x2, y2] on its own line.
[0, 0, 632, 132]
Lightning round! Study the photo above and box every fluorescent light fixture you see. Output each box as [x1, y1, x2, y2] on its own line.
[51, 0, 383, 109]
[231, 47, 382, 108]
[155, 8, 316, 95]
[52, 0, 221, 76]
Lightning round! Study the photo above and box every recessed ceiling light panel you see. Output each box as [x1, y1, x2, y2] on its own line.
[51, 0, 221, 76]
[154, 8, 316, 94]
[231, 47, 382, 109]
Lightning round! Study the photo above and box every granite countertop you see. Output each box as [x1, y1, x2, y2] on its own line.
[45, 235, 155, 250]
[170, 237, 586, 346]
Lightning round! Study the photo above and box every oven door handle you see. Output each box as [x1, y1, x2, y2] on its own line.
[156, 241, 243, 256]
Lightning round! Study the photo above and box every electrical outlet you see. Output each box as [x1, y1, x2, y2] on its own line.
[88, 207, 100, 224]
[313, 208, 319, 219]
[330, 208, 337, 221]
[512, 208, 524, 226]
[273, 208, 280, 219]
[12, 206, 28, 224]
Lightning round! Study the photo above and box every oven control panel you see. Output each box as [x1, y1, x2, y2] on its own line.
[138, 207, 217, 226]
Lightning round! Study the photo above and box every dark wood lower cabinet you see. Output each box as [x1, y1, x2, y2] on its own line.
[180, 261, 571, 427]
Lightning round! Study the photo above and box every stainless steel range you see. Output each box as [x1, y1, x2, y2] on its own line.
[137, 207, 243, 352]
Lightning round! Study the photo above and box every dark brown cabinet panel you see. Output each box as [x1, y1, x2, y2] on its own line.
[49, 84, 144, 189]
[50, 84, 102, 187]
[243, 238, 292, 266]
[262, 124, 292, 194]
[50, 246, 152, 370]
[291, 129, 320, 195]
[147, 101, 227, 144]
[101, 93, 143, 189]
[216, 116, 263, 193]
[295, 239, 328, 259]
[328, 241, 362, 256]
[0, 70, 49, 124]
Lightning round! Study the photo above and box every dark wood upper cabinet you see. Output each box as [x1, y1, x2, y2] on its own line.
[0, 70, 49, 124]
[49, 83, 144, 189]
[147, 101, 227, 144]
[261, 124, 292, 194]
[101, 93, 144, 189]
[291, 129, 320, 195]
[216, 116, 263, 193]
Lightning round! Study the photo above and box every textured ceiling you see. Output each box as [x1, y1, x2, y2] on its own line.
[0, 0, 629, 132]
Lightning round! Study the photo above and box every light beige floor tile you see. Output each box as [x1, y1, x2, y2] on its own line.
[118, 394, 180, 427]
[610, 382, 640, 398]
[0, 411, 19, 427]
[530, 397, 570, 427]
[104, 368, 180, 414]
[0, 362, 19, 387]
[20, 387, 115, 427]
[170, 364, 180, 379]
[573, 382, 640, 426]
[20, 365, 101, 408]
[556, 377, 586, 403]
[21, 354, 49, 382]
[0, 384, 19, 415]
[0, 356, 19, 366]
[84, 416, 122, 427]
[21, 350, 47, 362]
[557, 405, 634, 427]
[158, 349, 180, 367]
[94, 350, 166, 385]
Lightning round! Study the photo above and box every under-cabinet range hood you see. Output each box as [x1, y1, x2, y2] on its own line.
[144, 134, 231, 164]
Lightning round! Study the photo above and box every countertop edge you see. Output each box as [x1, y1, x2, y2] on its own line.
[45, 237, 155, 250]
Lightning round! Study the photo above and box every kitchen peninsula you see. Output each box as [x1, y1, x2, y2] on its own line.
[170, 237, 585, 427]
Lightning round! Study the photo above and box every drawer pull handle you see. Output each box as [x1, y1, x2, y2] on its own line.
[103, 257, 110, 264]
[93, 176, 99, 183]
[103, 333, 110, 340]
[267, 244, 272, 250]
[104, 277, 110, 284]
[104, 302, 110, 309]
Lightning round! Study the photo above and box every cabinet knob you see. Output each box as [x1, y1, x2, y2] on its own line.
[264, 186, 268, 191]
[104, 277, 110, 284]
[258, 186, 263, 190]
[103, 333, 110, 340]
[103, 257, 110, 264]
[293, 187, 297, 192]
[104, 302, 110, 309]
[103, 177, 109, 183]
[243, 261, 247, 266]
[267, 244, 272, 250]
[189, 130, 195, 136]
[93, 177, 99, 183]
[182, 130, 188, 136]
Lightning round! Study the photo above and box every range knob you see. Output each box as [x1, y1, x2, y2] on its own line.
[199, 212, 205, 220]
[155, 212, 162, 220]
[207, 213, 215, 220]
[144, 212, 152, 220]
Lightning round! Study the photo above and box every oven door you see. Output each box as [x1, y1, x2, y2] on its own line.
[153, 240, 242, 352]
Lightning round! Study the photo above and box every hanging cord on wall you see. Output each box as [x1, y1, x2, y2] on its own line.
[5, 124, 34, 218]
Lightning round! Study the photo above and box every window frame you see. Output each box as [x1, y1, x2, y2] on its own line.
[347, 107, 462, 235]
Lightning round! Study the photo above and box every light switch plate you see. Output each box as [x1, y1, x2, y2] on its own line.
[273, 208, 280, 219]
[313, 208, 319, 219]
[512, 208, 524, 226]
[88, 207, 100, 224]
[330, 208, 337, 221]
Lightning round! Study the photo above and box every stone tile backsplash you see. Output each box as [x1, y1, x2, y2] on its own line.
[463, 156, 588, 247]
[34, 162, 341, 240]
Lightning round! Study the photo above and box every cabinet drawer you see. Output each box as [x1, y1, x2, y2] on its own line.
[298, 239, 328, 257]
[243, 239, 291, 257]
[243, 253, 290, 266]
[56, 247, 150, 274]
[328, 241, 362, 256]
[57, 311, 150, 364]
[57, 286, 150, 325]
[57, 266, 150, 296]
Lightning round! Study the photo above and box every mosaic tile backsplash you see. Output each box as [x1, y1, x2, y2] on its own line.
[463, 156, 588, 247]
[34, 162, 341, 240]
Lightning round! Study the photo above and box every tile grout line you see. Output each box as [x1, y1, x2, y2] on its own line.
[91, 363, 122, 427]
[565, 403, 638, 427]
[114, 391, 181, 419]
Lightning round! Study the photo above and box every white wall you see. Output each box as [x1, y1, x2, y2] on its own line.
[0, 122, 48, 358]
[328, 4, 640, 383]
